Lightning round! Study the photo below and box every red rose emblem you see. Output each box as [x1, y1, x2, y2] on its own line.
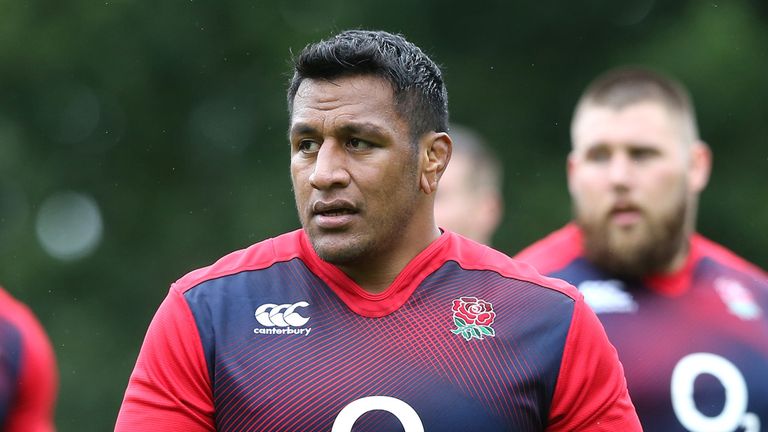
[451, 297, 496, 328]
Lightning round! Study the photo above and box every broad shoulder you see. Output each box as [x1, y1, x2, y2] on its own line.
[693, 234, 767, 281]
[513, 223, 583, 275]
[444, 231, 581, 301]
[172, 229, 305, 294]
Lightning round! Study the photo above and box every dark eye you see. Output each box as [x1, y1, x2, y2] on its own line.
[297, 140, 320, 153]
[586, 146, 611, 162]
[348, 138, 373, 150]
[630, 148, 658, 161]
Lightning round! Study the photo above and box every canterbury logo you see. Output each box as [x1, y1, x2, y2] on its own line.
[254, 302, 310, 327]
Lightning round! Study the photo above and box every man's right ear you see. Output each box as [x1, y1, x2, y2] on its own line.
[566, 151, 577, 195]
[420, 132, 452, 195]
[689, 141, 712, 194]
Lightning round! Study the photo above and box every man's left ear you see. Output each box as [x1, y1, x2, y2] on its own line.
[420, 132, 452, 195]
[689, 140, 712, 193]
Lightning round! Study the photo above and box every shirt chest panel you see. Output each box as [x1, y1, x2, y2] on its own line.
[554, 259, 768, 431]
[188, 260, 572, 432]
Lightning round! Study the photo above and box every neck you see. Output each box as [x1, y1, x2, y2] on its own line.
[660, 234, 692, 275]
[340, 224, 442, 294]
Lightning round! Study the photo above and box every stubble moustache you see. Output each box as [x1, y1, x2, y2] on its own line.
[578, 196, 688, 279]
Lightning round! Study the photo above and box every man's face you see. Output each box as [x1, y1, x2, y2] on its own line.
[289, 75, 423, 266]
[568, 101, 698, 277]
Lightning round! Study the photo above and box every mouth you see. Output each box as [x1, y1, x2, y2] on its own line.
[608, 203, 643, 226]
[314, 208, 357, 217]
[313, 199, 358, 215]
[311, 200, 359, 228]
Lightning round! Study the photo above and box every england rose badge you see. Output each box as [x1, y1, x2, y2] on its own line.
[451, 297, 496, 341]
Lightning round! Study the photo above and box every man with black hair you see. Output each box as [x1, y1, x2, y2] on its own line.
[116, 30, 640, 431]
[516, 66, 768, 431]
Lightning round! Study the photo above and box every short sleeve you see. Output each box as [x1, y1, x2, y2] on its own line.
[547, 297, 642, 431]
[3, 298, 58, 432]
[115, 286, 215, 432]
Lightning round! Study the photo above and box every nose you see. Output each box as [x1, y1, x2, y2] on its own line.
[308, 140, 351, 190]
[607, 152, 633, 189]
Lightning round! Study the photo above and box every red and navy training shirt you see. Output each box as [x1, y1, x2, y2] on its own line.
[116, 229, 639, 431]
[0, 287, 58, 432]
[516, 223, 768, 432]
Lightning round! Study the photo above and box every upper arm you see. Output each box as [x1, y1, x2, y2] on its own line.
[115, 287, 215, 432]
[547, 298, 641, 431]
[4, 304, 57, 432]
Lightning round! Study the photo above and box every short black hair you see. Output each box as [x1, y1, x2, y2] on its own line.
[287, 30, 449, 142]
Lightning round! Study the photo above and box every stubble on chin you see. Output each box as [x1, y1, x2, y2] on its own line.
[309, 231, 370, 265]
[578, 202, 687, 279]
[295, 199, 363, 264]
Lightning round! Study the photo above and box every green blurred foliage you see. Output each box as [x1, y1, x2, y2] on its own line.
[0, 1, 765, 430]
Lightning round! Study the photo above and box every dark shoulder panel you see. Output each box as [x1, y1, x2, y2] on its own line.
[445, 231, 581, 302]
[173, 229, 305, 296]
[183, 258, 317, 384]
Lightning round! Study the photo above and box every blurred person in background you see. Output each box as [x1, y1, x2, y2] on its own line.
[116, 30, 640, 431]
[515, 66, 768, 431]
[0, 286, 58, 432]
[434, 124, 503, 246]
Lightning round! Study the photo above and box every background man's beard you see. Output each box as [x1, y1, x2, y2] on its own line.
[578, 200, 688, 279]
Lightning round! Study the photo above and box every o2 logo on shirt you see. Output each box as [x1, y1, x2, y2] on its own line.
[332, 396, 424, 432]
[671, 353, 761, 432]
